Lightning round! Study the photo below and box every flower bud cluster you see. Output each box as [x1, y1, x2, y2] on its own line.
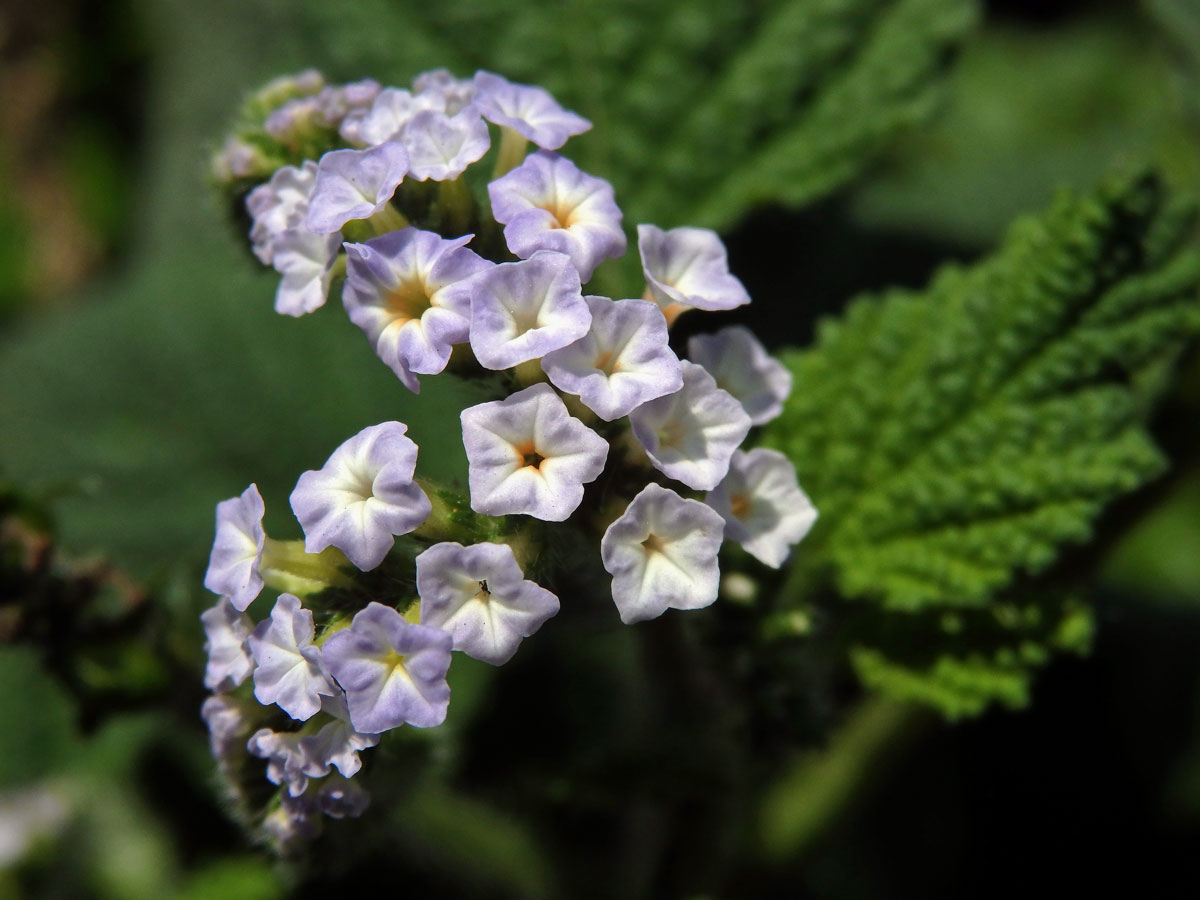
[204, 67, 817, 844]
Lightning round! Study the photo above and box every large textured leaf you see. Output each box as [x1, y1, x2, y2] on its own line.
[295, 0, 978, 230]
[768, 170, 1200, 612]
[763, 170, 1200, 713]
[0, 0, 975, 572]
[849, 592, 1093, 718]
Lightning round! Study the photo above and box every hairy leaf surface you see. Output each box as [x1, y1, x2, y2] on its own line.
[295, 0, 977, 231]
[764, 171, 1200, 712]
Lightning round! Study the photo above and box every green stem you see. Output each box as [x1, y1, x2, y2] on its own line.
[757, 696, 926, 860]
[512, 359, 546, 388]
[411, 478, 497, 545]
[367, 204, 409, 235]
[492, 126, 529, 179]
[437, 177, 474, 235]
[260, 539, 354, 597]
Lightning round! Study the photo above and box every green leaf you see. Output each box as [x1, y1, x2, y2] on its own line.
[849, 12, 1200, 247]
[0, 0, 488, 575]
[1146, 0, 1200, 129]
[849, 593, 1093, 719]
[768, 169, 1200, 612]
[1102, 467, 1200, 607]
[764, 170, 1200, 715]
[292, 0, 978, 230]
[0, 0, 975, 572]
[176, 859, 284, 900]
[392, 784, 555, 899]
[0, 647, 80, 790]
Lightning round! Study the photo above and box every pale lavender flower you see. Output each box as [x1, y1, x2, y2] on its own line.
[246, 161, 318, 266]
[460, 383, 609, 521]
[263, 792, 322, 845]
[265, 95, 322, 143]
[316, 775, 371, 819]
[212, 137, 266, 183]
[248, 728, 314, 796]
[201, 599, 255, 692]
[301, 695, 380, 779]
[305, 143, 410, 234]
[542, 296, 683, 421]
[399, 108, 490, 182]
[688, 326, 792, 425]
[705, 448, 817, 568]
[315, 78, 381, 127]
[203, 483, 266, 611]
[201, 694, 256, 762]
[628, 360, 752, 490]
[488, 151, 625, 282]
[249, 593, 337, 721]
[322, 602, 453, 733]
[246, 695, 378, 798]
[343, 229, 491, 391]
[417, 541, 560, 664]
[468, 250, 591, 369]
[600, 483, 726, 624]
[271, 226, 343, 317]
[341, 87, 446, 147]
[472, 71, 590, 150]
[290, 421, 431, 571]
[638, 225, 750, 319]
[412, 69, 475, 114]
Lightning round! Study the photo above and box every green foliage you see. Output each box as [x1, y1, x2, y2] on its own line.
[1102, 468, 1200, 607]
[0, 0, 977, 574]
[765, 170, 1200, 714]
[758, 696, 916, 858]
[390, 785, 554, 899]
[1147, 0, 1200, 129]
[0, 647, 80, 790]
[850, 593, 1093, 718]
[176, 859, 286, 900]
[291, 0, 977, 231]
[850, 11, 1200, 247]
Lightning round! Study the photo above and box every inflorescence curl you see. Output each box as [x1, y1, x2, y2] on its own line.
[204, 67, 817, 848]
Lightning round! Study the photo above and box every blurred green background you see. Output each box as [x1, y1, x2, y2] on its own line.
[1, 0, 1199, 896]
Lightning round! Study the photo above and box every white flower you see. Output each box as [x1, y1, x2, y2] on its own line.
[706, 448, 817, 568]
[342, 228, 491, 391]
[290, 422, 432, 571]
[541, 296, 682, 421]
[248, 593, 337, 722]
[271, 226, 343, 317]
[468, 251, 591, 370]
[417, 541, 560, 664]
[638, 225, 750, 320]
[203, 483, 266, 611]
[628, 360, 751, 490]
[321, 602, 453, 733]
[246, 161, 317, 266]
[460, 384, 609, 521]
[600, 483, 726, 624]
[301, 695, 380, 779]
[200, 599, 255, 692]
[305, 143, 410, 234]
[341, 86, 447, 147]
[399, 108, 490, 182]
[471, 71, 590, 150]
[488, 151, 625, 282]
[688, 326, 792, 425]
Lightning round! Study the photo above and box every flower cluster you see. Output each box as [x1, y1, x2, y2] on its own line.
[204, 67, 816, 846]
